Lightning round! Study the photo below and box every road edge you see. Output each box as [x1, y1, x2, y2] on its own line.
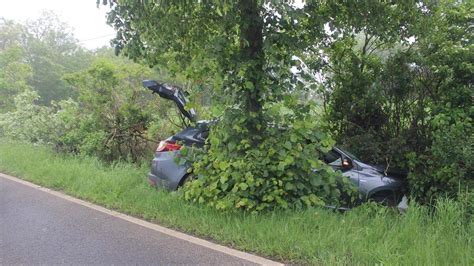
[0, 172, 284, 266]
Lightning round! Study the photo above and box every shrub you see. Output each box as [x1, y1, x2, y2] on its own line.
[183, 100, 357, 212]
[407, 111, 473, 203]
[0, 90, 56, 143]
[61, 59, 175, 162]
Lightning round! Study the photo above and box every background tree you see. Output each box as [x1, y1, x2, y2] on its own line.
[0, 12, 96, 106]
[319, 1, 473, 202]
[22, 11, 94, 104]
[0, 19, 32, 111]
[0, 44, 32, 112]
[0, 18, 23, 50]
[315, 1, 422, 167]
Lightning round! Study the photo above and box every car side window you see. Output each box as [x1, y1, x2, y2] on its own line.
[196, 130, 209, 140]
[200, 130, 209, 139]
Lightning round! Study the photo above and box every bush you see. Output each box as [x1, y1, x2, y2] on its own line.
[0, 90, 56, 143]
[0, 58, 179, 163]
[183, 100, 357, 212]
[60, 59, 175, 162]
[407, 111, 473, 203]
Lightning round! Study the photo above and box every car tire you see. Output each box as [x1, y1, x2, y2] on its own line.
[178, 173, 195, 188]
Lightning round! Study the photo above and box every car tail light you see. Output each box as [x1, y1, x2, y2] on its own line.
[156, 140, 182, 152]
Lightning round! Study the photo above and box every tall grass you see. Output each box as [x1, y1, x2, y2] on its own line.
[0, 139, 472, 265]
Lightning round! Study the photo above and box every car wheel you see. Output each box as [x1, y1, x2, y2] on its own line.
[178, 173, 195, 188]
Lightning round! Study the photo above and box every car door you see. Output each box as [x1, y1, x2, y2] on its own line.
[142, 80, 196, 121]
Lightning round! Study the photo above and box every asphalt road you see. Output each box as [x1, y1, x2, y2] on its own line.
[0, 176, 258, 265]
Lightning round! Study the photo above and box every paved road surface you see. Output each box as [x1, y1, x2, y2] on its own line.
[0, 176, 259, 265]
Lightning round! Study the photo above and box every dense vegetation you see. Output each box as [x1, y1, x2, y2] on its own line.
[0, 13, 182, 162]
[322, 2, 473, 203]
[1, 0, 472, 212]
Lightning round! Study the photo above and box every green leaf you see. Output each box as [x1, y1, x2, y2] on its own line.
[220, 175, 228, 184]
[285, 183, 296, 190]
[290, 133, 298, 142]
[244, 81, 254, 90]
[310, 175, 322, 187]
[239, 183, 248, 191]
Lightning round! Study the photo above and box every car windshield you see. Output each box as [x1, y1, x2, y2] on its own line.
[322, 149, 342, 166]
[338, 147, 361, 161]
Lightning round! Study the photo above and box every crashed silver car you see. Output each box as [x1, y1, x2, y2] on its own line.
[143, 80, 407, 207]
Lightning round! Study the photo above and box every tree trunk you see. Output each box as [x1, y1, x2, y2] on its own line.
[238, 0, 264, 114]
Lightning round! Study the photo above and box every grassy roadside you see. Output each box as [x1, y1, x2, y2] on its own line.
[0, 139, 472, 265]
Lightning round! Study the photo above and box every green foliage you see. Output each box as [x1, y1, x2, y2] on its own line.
[0, 43, 32, 112]
[0, 13, 183, 163]
[407, 111, 473, 203]
[0, 54, 178, 163]
[185, 100, 356, 212]
[23, 11, 95, 104]
[0, 90, 56, 143]
[322, 0, 473, 202]
[322, 2, 422, 168]
[0, 13, 95, 106]
[61, 58, 172, 162]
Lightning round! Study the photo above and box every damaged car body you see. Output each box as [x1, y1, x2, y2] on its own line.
[143, 80, 407, 206]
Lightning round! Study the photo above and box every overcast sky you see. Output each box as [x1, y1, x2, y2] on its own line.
[0, 0, 115, 49]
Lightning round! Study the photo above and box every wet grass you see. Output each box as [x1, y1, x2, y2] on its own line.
[0, 139, 472, 265]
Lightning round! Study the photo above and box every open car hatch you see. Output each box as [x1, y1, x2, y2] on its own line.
[143, 80, 196, 121]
